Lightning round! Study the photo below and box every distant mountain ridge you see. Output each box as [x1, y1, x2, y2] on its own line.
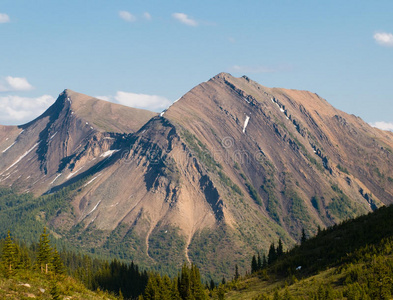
[0, 74, 392, 279]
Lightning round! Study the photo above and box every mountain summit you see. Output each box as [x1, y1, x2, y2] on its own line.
[0, 74, 392, 278]
[0, 90, 156, 194]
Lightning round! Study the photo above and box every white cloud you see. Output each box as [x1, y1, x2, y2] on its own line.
[172, 13, 198, 27]
[0, 76, 34, 92]
[373, 32, 393, 47]
[143, 12, 152, 21]
[119, 11, 136, 22]
[0, 95, 55, 125]
[370, 121, 393, 131]
[97, 92, 172, 111]
[0, 13, 10, 23]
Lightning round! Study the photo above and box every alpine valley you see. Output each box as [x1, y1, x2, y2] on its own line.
[1, 73, 392, 280]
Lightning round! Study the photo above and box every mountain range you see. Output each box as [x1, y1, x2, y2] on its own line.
[1, 73, 392, 278]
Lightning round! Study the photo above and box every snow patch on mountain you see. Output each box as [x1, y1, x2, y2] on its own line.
[243, 115, 250, 133]
[6, 142, 39, 171]
[2, 142, 16, 153]
[100, 150, 119, 158]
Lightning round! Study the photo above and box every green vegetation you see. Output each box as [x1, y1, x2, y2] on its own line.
[284, 189, 310, 224]
[336, 163, 350, 174]
[224, 204, 393, 299]
[181, 128, 244, 200]
[245, 182, 262, 206]
[0, 228, 213, 299]
[374, 167, 385, 179]
[328, 184, 363, 220]
[218, 171, 243, 196]
[180, 129, 221, 172]
[310, 196, 322, 214]
[0, 229, 118, 299]
[287, 131, 321, 168]
[142, 263, 207, 300]
[148, 225, 187, 275]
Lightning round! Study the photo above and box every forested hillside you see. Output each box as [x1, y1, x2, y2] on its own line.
[224, 204, 393, 299]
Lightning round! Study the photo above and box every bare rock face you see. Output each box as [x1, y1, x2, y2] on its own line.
[1, 75, 393, 278]
[0, 89, 157, 194]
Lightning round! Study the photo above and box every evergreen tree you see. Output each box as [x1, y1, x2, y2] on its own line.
[144, 275, 159, 300]
[171, 278, 182, 300]
[251, 255, 258, 273]
[1, 230, 19, 277]
[37, 227, 52, 274]
[268, 242, 277, 265]
[209, 279, 215, 290]
[301, 228, 307, 244]
[190, 264, 206, 299]
[160, 275, 172, 299]
[257, 252, 262, 270]
[234, 264, 240, 280]
[52, 246, 65, 275]
[262, 254, 268, 269]
[179, 263, 191, 299]
[277, 239, 284, 257]
[49, 279, 61, 300]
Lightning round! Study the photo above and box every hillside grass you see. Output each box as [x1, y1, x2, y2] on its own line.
[0, 269, 117, 300]
[222, 204, 393, 299]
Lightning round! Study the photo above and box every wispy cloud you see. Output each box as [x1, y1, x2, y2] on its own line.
[97, 92, 172, 111]
[370, 121, 393, 131]
[172, 13, 198, 27]
[373, 32, 393, 47]
[143, 12, 152, 21]
[0, 13, 10, 23]
[0, 76, 34, 92]
[228, 64, 292, 74]
[119, 11, 136, 22]
[0, 95, 55, 125]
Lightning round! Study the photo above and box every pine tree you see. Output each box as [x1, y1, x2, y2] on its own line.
[144, 275, 159, 300]
[179, 263, 191, 300]
[1, 230, 19, 277]
[49, 279, 61, 300]
[257, 252, 262, 270]
[268, 242, 277, 265]
[234, 264, 240, 280]
[160, 275, 172, 299]
[251, 255, 258, 273]
[277, 239, 284, 257]
[301, 228, 307, 244]
[262, 254, 268, 269]
[190, 263, 206, 300]
[52, 246, 65, 275]
[37, 227, 52, 274]
[171, 277, 181, 300]
[209, 279, 215, 290]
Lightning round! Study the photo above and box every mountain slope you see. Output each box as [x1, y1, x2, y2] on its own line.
[0, 74, 392, 279]
[225, 204, 393, 299]
[165, 73, 392, 234]
[0, 89, 157, 195]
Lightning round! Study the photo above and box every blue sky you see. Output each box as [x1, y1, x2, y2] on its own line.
[0, 1, 392, 130]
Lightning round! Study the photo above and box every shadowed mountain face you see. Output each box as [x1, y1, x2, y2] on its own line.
[0, 75, 392, 278]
